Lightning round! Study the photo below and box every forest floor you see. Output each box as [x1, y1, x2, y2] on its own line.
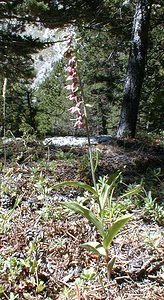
[0, 136, 164, 300]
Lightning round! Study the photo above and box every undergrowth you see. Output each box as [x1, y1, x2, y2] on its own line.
[0, 135, 163, 299]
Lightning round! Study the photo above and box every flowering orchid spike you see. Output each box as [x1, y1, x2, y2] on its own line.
[66, 83, 78, 93]
[65, 41, 84, 128]
[68, 105, 81, 116]
[66, 74, 78, 82]
[68, 56, 76, 66]
[67, 66, 75, 74]
[67, 94, 79, 102]
[74, 116, 84, 128]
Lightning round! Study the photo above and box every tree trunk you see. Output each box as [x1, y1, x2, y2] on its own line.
[117, 0, 152, 138]
[27, 91, 36, 130]
[98, 98, 108, 135]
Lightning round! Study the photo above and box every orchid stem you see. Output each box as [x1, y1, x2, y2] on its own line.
[78, 76, 96, 189]
[69, 44, 96, 189]
[2, 78, 7, 168]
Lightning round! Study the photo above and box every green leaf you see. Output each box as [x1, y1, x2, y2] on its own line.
[80, 242, 106, 257]
[99, 184, 111, 211]
[97, 172, 121, 211]
[37, 281, 45, 293]
[0, 285, 4, 294]
[120, 185, 141, 199]
[103, 215, 131, 249]
[61, 202, 105, 237]
[107, 171, 121, 186]
[53, 181, 98, 197]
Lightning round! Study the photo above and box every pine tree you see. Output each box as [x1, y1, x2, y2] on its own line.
[0, 0, 49, 79]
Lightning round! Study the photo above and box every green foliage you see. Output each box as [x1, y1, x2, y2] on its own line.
[0, 240, 45, 297]
[59, 286, 75, 300]
[143, 191, 164, 225]
[0, 197, 21, 233]
[139, 20, 164, 134]
[21, 0, 49, 15]
[37, 204, 62, 221]
[144, 230, 163, 254]
[53, 180, 97, 197]
[80, 267, 97, 281]
[53, 173, 132, 279]
[75, 27, 127, 135]
[95, 173, 121, 218]
[105, 198, 133, 219]
[62, 201, 105, 237]
[103, 215, 131, 248]
[35, 58, 72, 136]
[0, 0, 49, 79]
[0, 81, 37, 136]
[0, 0, 163, 136]
[56, 150, 76, 160]
[0, 131, 45, 163]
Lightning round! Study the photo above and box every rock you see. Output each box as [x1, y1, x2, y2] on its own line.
[43, 135, 114, 147]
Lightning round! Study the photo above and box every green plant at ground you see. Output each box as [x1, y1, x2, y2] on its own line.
[37, 204, 62, 221]
[53, 174, 131, 279]
[104, 180, 144, 219]
[142, 167, 164, 199]
[56, 150, 76, 160]
[59, 286, 75, 300]
[30, 172, 52, 201]
[144, 230, 163, 255]
[22, 241, 46, 294]
[0, 197, 21, 233]
[80, 267, 97, 281]
[143, 190, 164, 225]
[45, 160, 57, 175]
[0, 256, 22, 281]
[0, 128, 45, 164]
[53, 175, 141, 280]
[105, 198, 133, 219]
[0, 240, 45, 298]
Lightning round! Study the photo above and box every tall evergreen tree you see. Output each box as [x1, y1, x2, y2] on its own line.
[0, 0, 50, 79]
[34, 58, 71, 136]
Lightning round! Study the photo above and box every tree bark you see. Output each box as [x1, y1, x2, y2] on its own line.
[98, 98, 108, 135]
[27, 91, 36, 130]
[117, 0, 152, 138]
